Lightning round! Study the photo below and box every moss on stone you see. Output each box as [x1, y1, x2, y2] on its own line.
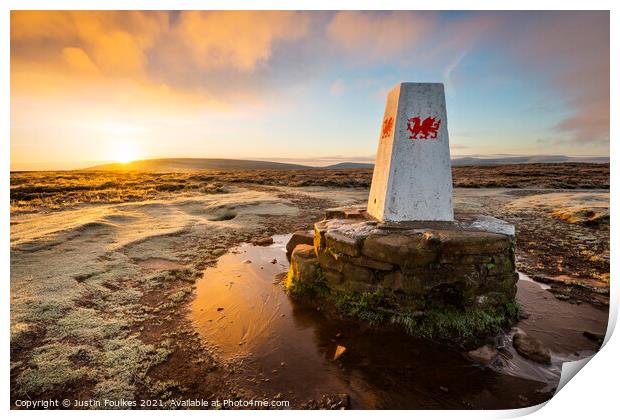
[329, 290, 389, 325]
[286, 264, 519, 345]
[484, 262, 496, 271]
[390, 299, 520, 343]
[284, 264, 329, 299]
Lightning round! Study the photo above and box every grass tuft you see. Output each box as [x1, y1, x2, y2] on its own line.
[390, 301, 519, 341]
[284, 266, 330, 299]
[285, 265, 520, 344]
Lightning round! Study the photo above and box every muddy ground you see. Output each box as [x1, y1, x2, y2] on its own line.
[9, 165, 609, 409]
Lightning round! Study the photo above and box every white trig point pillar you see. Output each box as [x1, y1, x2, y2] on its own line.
[367, 82, 454, 222]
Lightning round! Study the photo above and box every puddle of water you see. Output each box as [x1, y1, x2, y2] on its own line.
[135, 258, 185, 270]
[519, 273, 552, 290]
[515, 273, 606, 355]
[191, 235, 608, 409]
[485, 273, 607, 389]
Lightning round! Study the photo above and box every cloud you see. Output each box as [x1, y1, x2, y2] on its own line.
[495, 11, 609, 144]
[442, 49, 469, 94]
[11, 11, 169, 77]
[61, 47, 99, 75]
[10, 10, 75, 42]
[173, 11, 309, 72]
[10, 10, 610, 160]
[10, 11, 311, 104]
[326, 11, 436, 61]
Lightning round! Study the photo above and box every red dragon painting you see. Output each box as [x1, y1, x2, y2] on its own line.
[381, 116, 394, 139]
[406, 116, 441, 140]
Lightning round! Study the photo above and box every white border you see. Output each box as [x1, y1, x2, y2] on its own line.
[3, 1, 617, 419]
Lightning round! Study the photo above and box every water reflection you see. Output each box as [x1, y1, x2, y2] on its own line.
[191, 235, 607, 409]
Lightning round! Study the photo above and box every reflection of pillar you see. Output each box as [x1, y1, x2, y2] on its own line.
[367, 83, 454, 222]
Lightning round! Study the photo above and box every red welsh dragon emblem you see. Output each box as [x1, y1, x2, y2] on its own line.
[406, 116, 441, 140]
[380, 117, 394, 139]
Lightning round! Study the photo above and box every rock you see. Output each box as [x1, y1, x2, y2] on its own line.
[334, 279, 375, 294]
[316, 221, 375, 258]
[513, 330, 551, 364]
[270, 258, 277, 264]
[216, 307, 224, 311]
[243, 260, 252, 264]
[437, 230, 512, 255]
[583, 330, 605, 342]
[325, 205, 366, 220]
[341, 262, 373, 285]
[325, 231, 361, 257]
[380, 270, 423, 294]
[362, 232, 438, 266]
[286, 231, 314, 256]
[334, 345, 346, 360]
[325, 208, 346, 219]
[254, 236, 273, 246]
[316, 248, 345, 272]
[439, 386, 449, 393]
[344, 208, 366, 219]
[322, 269, 344, 286]
[292, 209, 519, 343]
[473, 292, 508, 310]
[292, 244, 317, 259]
[422, 231, 441, 245]
[289, 244, 319, 284]
[465, 344, 498, 365]
[471, 215, 516, 237]
[349, 255, 393, 271]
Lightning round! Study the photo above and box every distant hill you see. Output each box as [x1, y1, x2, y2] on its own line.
[322, 162, 375, 169]
[451, 155, 609, 166]
[82, 156, 608, 172]
[84, 158, 311, 172]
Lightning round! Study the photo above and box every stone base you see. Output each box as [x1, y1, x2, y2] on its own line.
[286, 206, 519, 345]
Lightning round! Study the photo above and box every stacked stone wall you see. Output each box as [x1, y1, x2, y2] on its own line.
[288, 208, 518, 317]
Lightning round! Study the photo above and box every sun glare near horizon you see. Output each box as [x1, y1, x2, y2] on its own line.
[110, 141, 140, 164]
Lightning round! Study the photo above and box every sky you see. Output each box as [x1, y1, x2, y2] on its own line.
[10, 10, 610, 170]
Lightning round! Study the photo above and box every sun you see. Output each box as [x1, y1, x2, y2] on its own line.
[111, 142, 139, 164]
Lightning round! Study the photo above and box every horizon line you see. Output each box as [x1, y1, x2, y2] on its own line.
[10, 154, 611, 172]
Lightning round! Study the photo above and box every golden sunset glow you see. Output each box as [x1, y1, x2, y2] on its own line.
[9, 11, 610, 170]
[109, 141, 140, 164]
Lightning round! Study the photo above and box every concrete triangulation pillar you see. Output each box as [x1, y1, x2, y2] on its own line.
[367, 82, 454, 222]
